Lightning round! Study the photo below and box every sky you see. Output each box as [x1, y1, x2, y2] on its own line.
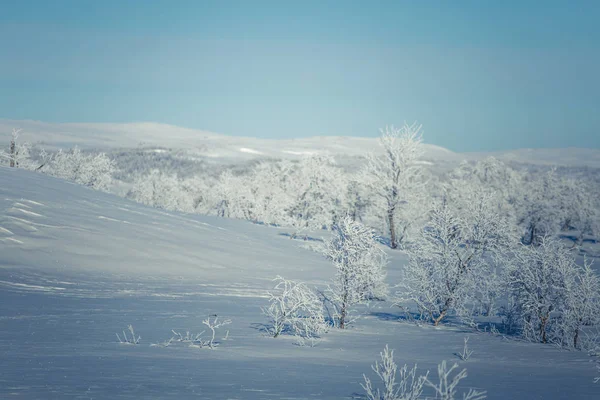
[0, 0, 599, 152]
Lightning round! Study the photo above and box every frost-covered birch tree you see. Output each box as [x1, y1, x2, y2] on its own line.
[362, 123, 426, 249]
[506, 238, 600, 346]
[1, 129, 35, 169]
[323, 216, 388, 328]
[398, 191, 514, 326]
[287, 154, 346, 232]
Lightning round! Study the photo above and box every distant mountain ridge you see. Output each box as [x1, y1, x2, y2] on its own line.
[2, 119, 600, 168]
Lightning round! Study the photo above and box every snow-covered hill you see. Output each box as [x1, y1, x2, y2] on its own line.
[4, 119, 600, 168]
[0, 166, 598, 399]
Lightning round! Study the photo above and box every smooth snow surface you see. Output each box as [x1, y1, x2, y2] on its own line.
[0, 166, 598, 399]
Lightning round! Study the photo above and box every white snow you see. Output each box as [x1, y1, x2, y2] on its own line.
[239, 147, 264, 155]
[0, 166, 598, 399]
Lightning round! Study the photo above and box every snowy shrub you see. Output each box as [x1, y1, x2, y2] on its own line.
[361, 122, 427, 249]
[116, 325, 140, 345]
[397, 192, 514, 326]
[323, 216, 388, 328]
[202, 315, 232, 349]
[169, 330, 207, 348]
[361, 345, 427, 400]
[262, 276, 327, 339]
[455, 337, 473, 361]
[505, 237, 600, 346]
[557, 258, 600, 349]
[42, 147, 116, 191]
[362, 345, 486, 400]
[423, 361, 487, 400]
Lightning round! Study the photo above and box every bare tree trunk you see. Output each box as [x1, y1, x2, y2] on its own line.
[9, 139, 15, 167]
[388, 209, 397, 249]
[433, 311, 446, 327]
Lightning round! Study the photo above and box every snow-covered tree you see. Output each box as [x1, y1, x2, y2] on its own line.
[362, 123, 426, 249]
[262, 276, 327, 339]
[246, 161, 295, 226]
[398, 191, 515, 326]
[42, 147, 116, 191]
[287, 154, 346, 232]
[504, 237, 578, 344]
[210, 170, 255, 219]
[556, 177, 599, 245]
[1, 129, 35, 169]
[323, 216, 388, 328]
[559, 258, 600, 349]
[343, 176, 372, 223]
[128, 170, 199, 212]
[446, 157, 522, 223]
[514, 169, 596, 246]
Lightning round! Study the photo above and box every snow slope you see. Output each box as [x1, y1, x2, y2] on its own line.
[0, 166, 599, 399]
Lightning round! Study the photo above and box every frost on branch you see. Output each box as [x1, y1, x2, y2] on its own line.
[423, 361, 487, 400]
[323, 216, 388, 328]
[262, 276, 327, 339]
[116, 325, 140, 345]
[361, 345, 427, 400]
[361, 346, 486, 400]
[455, 336, 473, 361]
[202, 315, 232, 349]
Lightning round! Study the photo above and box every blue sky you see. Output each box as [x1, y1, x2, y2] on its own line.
[1, 0, 599, 151]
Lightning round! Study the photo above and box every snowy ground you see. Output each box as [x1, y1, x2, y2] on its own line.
[1, 166, 599, 399]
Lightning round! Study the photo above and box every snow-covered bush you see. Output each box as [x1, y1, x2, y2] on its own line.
[361, 123, 427, 249]
[202, 315, 232, 349]
[361, 345, 427, 400]
[262, 276, 327, 339]
[398, 191, 514, 326]
[558, 258, 600, 349]
[505, 237, 600, 346]
[152, 317, 231, 349]
[361, 345, 486, 400]
[456, 336, 473, 361]
[423, 361, 487, 400]
[323, 216, 388, 328]
[42, 147, 116, 191]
